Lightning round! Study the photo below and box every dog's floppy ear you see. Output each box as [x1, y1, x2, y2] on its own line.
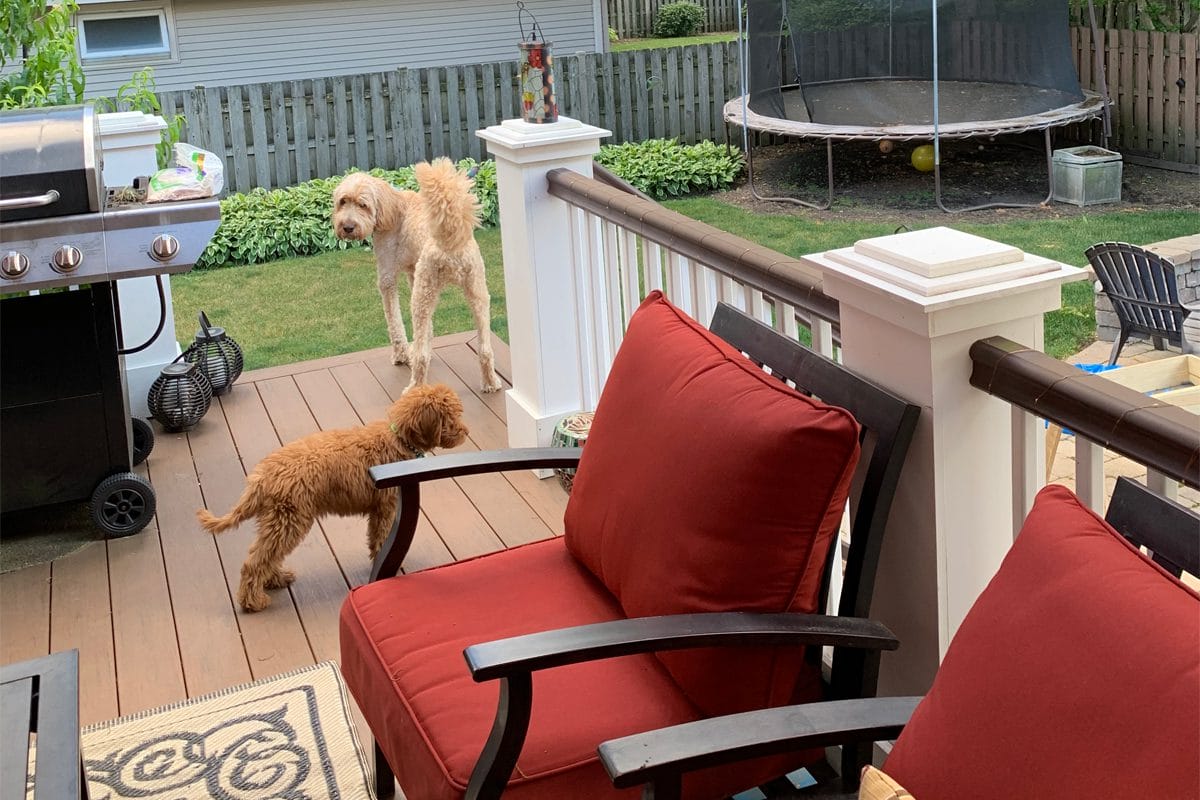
[371, 178, 402, 232]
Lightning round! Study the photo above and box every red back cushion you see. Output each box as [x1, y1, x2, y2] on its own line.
[884, 484, 1200, 799]
[564, 291, 862, 717]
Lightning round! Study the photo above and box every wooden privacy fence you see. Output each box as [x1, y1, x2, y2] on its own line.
[156, 28, 1196, 193]
[1073, 27, 1198, 166]
[157, 42, 742, 194]
[607, 0, 738, 39]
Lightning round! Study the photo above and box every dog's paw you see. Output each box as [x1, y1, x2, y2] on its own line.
[237, 586, 272, 613]
[481, 376, 504, 393]
[265, 569, 296, 589]
[391, 342, 410, 365]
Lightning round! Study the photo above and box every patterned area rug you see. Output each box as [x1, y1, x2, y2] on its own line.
[81, 662, 376, 800]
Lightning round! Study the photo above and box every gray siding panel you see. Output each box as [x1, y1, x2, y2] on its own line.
[82, 0, 599, 95]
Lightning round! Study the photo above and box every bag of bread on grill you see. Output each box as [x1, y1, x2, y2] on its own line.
[146, 144, 224, 202]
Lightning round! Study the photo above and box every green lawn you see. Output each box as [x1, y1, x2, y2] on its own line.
[171, 204, 1196, 371]
[610, 31, 737, 51]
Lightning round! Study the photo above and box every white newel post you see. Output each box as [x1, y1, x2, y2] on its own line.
[98, 111, 181, 420]
[477, 117, 611, 457]
[804, 227, 1087, 697]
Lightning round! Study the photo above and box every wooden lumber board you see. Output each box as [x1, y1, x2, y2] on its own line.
[148, 426, 253, 699]
[47, 541, 118, 725]
[0, 563, 50, 666]
[104, 512, 186, 716]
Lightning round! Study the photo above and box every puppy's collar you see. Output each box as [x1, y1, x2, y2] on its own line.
[389, 422, 426, 458]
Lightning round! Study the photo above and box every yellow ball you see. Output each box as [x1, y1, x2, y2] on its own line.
[911, 144, 935, 172]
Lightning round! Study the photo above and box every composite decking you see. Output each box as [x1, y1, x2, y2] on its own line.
[0, 333, 567, 729]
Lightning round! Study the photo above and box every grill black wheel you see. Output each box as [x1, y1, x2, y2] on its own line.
[131, 417, 154, 466]
[90, 472, 156, 538]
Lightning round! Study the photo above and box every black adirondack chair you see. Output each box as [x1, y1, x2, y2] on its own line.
[1088, 241, 1196, 365]
[600, 477, 1200, 799]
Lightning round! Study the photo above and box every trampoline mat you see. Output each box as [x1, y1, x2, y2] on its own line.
[776, 80, 1082, 127]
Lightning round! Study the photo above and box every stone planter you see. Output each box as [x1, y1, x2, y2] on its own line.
[1052, 146, 1122, 207]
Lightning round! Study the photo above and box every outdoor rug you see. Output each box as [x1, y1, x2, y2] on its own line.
[81, 661, 376, 800]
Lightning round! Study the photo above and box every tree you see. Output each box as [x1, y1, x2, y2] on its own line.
[1, 0, 86, 109]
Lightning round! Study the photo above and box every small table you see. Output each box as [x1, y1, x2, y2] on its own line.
[1046, 354, 1200, 480]
[1, 649, 89, 800]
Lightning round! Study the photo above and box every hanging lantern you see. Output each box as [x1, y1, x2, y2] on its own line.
[147, 361, 212, 432]
[517, 2, 558, 124]
[183, 310, 243, 396]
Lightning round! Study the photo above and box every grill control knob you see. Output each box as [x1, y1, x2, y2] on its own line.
[150, 234, 180, 262]
[1, 251, 30, 280]
[51, 244, 83, 274]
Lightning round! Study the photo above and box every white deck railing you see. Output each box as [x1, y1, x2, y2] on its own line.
[478, 116, 1196, 697]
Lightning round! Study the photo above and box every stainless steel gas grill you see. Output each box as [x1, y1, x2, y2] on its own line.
[0, 104, 221, 537]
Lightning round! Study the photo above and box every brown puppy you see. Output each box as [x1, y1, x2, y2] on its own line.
[332, 159, 502, 394]
[197, 384, 468, 612]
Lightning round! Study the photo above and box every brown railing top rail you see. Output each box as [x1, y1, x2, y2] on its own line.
[546, 168, 841, 327]
[969, 337, 1200, 489]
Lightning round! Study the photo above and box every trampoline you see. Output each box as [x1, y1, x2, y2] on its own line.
[731, 0, 1110, 211]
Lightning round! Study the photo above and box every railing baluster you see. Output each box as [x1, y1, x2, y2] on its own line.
[619, 228, 641, 316]
[1011, 407, 1043, 538]
[666, 251, 695, 317]
[1146, 468, 1179, 502]
[588, 213, 619, 389]
[643, 240, 665, 293]
[602, 220, 626, 352]
[1074, 437, 1105, 512]
[568, 206, 602, 410]
[811, 318, 835, 360]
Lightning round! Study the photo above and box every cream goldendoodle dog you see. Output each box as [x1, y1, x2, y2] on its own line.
[196, 384, 469, 612]
[332, 159, 502, 394]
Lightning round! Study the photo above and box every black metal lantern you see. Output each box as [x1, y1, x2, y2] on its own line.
[147, 361, 212, 431]
[183, 310, 243, 396]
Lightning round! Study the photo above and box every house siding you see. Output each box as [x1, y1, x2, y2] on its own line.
[80, 0, 601, 95]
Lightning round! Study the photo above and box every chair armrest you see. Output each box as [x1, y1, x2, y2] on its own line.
[367, 447, 582, 581]
[598, 696, 921, 792]
[461, 613, 899, 800]
[369, 447, 583, 488]
[465, 612, 898, 681]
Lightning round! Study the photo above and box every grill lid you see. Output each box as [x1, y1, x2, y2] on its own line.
[0, 104, 101, 222]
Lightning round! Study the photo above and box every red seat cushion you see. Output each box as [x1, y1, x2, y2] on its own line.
[565, 291, 862, 717]
[341, 537, 804, 800]
[883, 484, 1200, 799]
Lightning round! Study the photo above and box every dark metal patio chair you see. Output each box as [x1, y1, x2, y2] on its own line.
[600, 477, 1200, 799]
[339, 293, 921, 800]
[1087, 241, 1196, 366]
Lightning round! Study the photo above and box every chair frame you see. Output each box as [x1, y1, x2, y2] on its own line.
[1087, 241, 1195, 366]
[598, 476, 1200, 799]
[360, 303, 921, 799]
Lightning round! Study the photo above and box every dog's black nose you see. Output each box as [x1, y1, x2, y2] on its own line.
[340, 223, 356, 236]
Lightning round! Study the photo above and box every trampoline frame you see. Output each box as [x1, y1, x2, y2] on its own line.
[726, 88, 1109, 212]
[730, 0, 1112, 213]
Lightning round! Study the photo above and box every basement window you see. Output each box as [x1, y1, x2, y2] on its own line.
[78, 8, 172, 60]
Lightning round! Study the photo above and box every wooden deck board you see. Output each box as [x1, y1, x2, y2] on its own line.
[48, 541, 117, 725]
[105, 513, 186, 717]
[0, 334, 571, 733]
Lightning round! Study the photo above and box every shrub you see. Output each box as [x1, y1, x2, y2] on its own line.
[198, 140, 743, 269]
[595, 139, 744, 199]
[197, 159, 495, 269]
[653, 1, 706, 37]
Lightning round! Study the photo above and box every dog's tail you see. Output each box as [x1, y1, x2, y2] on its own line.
[196, 478, 262, 534]
[414, 157, 481, 251]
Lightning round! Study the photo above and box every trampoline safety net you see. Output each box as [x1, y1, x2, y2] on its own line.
[746, 0, 1086, 128]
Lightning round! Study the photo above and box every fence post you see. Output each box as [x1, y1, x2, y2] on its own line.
[477, 117, 611, 465]
[803, 228, 1088, 696]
